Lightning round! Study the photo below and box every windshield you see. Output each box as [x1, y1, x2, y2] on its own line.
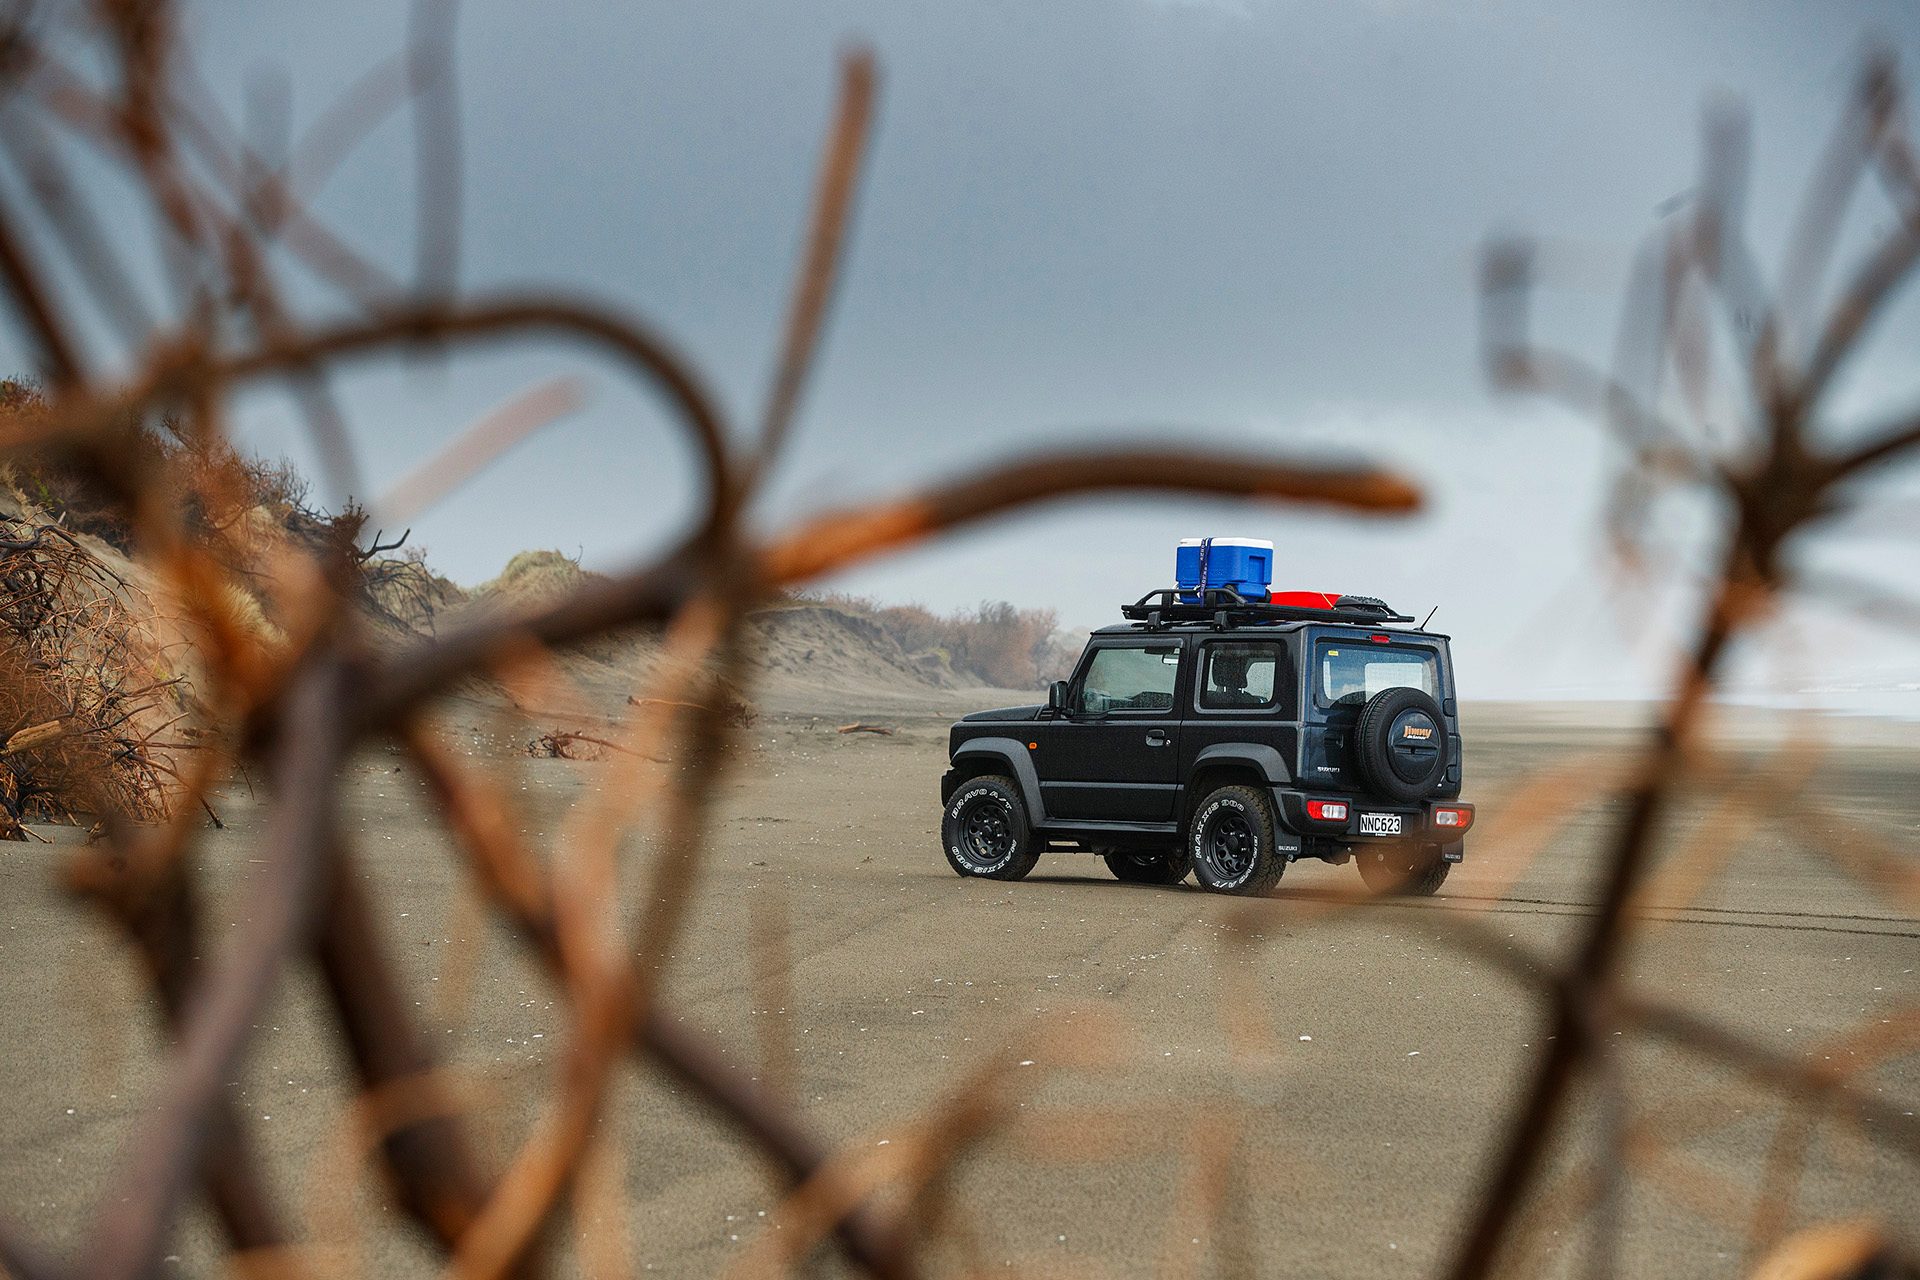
[1315, 640, 1439, 708]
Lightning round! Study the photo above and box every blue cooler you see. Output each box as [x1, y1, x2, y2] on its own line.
[1176, 537, 1274, 602]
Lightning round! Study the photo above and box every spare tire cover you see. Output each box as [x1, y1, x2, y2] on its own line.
[1352, 686, 1449, 802]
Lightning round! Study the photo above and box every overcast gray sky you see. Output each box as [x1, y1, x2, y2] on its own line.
[10, 0, 1920, 700]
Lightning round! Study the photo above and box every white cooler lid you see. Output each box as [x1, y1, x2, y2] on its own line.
[1178, 537, 1274, 550]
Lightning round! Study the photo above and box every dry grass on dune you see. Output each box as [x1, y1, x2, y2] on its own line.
[0, 506, 185, 836]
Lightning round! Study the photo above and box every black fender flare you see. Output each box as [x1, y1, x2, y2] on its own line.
[951, 738, 1047, 822]
[1190, 744, 1303, 854]
[1190, 742, 1293, 787]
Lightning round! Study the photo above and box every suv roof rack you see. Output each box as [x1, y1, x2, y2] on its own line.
[1119, 587, 1415, 629]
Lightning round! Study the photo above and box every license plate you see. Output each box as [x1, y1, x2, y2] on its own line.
[1358, 813, 1402, 837]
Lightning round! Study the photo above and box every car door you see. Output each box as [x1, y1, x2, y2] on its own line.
[1031, 638, 1184, 821]
[1181, 635, 1297, 773]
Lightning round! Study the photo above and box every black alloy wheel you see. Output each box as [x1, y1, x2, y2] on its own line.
[1204, 812, 1256, 879]
[1355, 839, 1452, 896]
[1188, 784, 1285, 896]
[1102, 846, 1193, 885]
[940, 775, 1040, 881]
[962, 801, 1014, 865]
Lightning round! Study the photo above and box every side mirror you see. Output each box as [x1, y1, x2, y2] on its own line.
[1047, 680, 1070, 713]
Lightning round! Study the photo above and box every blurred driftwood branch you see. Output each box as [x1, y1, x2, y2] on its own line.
[0, 5, 1911, 1280]
[1456, 48, 1920, 1280]
[0, 8, 1413, 1279]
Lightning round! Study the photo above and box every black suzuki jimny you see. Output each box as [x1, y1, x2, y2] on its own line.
[938, 589, 1474, 896]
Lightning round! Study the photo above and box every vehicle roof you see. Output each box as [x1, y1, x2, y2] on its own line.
[1090, 621, 1453, 642]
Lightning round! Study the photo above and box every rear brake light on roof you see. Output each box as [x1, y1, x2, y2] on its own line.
[1306, 800, 1348, 822]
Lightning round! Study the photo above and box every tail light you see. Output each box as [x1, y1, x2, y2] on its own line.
[1306, 800, 1348, 822]
[1433, 806, 1473, 831]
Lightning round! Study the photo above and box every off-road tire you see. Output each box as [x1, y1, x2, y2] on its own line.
[1353, 686, 1449, 803]
[1356, 840, 1452, 896]
[942, 775, 1040, 880]
[1101, 847, 1193, 885]
[1188, 785, 1285, 896]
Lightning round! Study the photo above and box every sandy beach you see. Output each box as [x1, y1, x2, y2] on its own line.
[1, 681, 1913, 1277]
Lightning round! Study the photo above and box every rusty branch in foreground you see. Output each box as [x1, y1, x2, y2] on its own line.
[0, 13, 1910, 1280]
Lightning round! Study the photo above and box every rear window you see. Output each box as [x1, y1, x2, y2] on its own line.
[1316, 640, 1438, 708]
[1199, 641, 1284, 711]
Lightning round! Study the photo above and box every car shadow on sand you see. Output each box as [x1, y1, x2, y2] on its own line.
[959, 872, 1462, 909]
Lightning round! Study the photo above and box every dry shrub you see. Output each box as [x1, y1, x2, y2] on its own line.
[2, 380, 448, 641]
[359, 540, 464, 634]
[0, 517, 183, 833]
[803, 593, 1076, 688]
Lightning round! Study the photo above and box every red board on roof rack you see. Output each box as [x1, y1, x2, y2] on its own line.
[1269, 590, 1343, 609]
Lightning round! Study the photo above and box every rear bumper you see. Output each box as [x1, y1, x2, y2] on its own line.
[1272, 788, 1473, 847]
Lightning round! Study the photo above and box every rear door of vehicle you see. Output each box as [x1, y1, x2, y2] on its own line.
[1299, 627, 1446, 791]
[1030, 637, 1185, 821]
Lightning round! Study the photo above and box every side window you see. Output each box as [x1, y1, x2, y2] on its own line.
[1199, 642, 1282, 710]
[1075, 644, 1180, 714]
